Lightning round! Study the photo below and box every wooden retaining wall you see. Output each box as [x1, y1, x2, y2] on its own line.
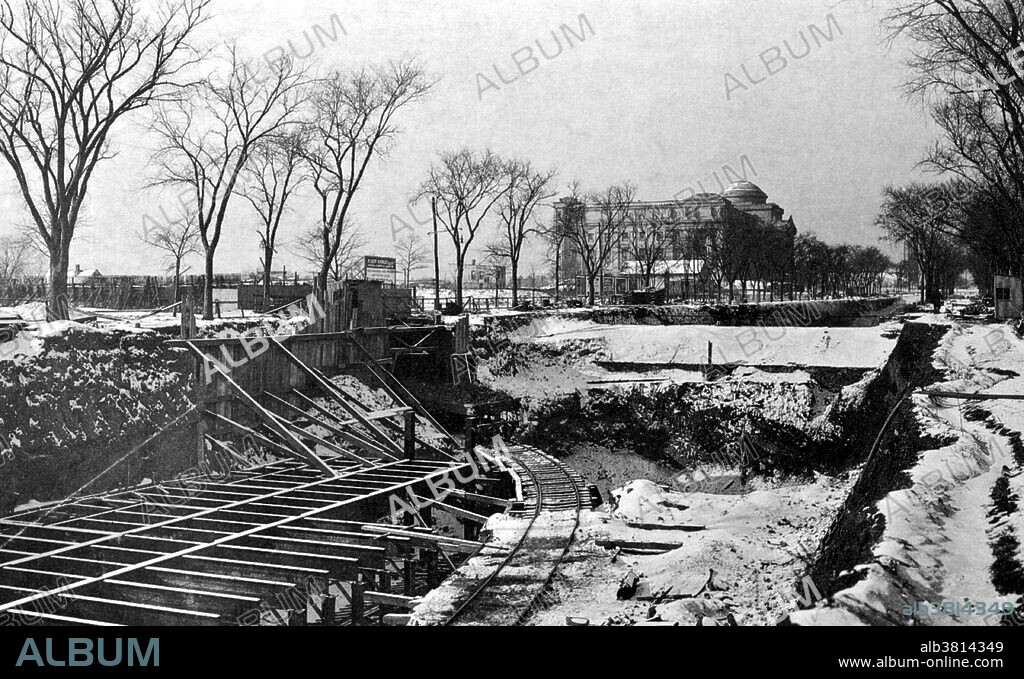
[171, 326, 448, 440]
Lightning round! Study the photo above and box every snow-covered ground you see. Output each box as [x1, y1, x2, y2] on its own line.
[792, 320, 1024, 626]
[510, 317, 1024, 626]
[516, 319, 900, 368]
[0, 303, 313, 364]
[530, 476, 854, 626]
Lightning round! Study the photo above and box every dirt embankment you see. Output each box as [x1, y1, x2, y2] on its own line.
[486, 297, 902, 333]
[805, 322, 951, 597]
[0, 328, 197, 513]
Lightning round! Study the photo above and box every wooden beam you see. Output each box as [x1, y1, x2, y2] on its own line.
[201, 545, 364, 577]
[350, 337, 457, 444]
[129, 567, 301, 599]
[205, 436, 256, 470]
[409, 493, 490, 525]
[363, 591, 421, 609]
[294, 390, 453, 462]
[184, 341, 336, 476]
[444, 488, 512, 509]
[175, 555, 332, 583]
[917, 390, 1024, 401]
[0, 460, 467, 617]
[360, 525, 506, 554]
[91, 579, 261, 616]
[206, 412, 321, 467]
[269, 338, 405, 457]
[0, 609, 121, 626]
[288, 392, 401, 460]
[267, 409, 374, 466]
[264, 395, 396, 463]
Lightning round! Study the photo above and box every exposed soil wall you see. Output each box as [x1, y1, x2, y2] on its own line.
[0, 328, 197, 514]
[486, 297, 902, 333]
[805, 322, 952, 597]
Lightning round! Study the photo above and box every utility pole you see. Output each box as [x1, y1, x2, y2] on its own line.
[432, 196, 440, 313]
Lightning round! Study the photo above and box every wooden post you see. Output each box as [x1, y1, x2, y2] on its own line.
[403, 559, 414, 597]
[464, 416, 476, 457]
[377, 571, 391, 627]
[404, 410, 416, 460]
[423, 550, 439, 588]
[350, 581, 364, 626]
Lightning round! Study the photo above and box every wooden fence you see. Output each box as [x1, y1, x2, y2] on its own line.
[0, 275, 251, 310]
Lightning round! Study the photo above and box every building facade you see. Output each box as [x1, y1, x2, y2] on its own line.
[466, 260, 507, 289]
[556, 180, 797, 298]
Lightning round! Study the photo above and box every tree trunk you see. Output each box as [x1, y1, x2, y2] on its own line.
[553, 246, 561, 302]
[317, 264, 329, 300]
[47, 250, 70, 321]
[511, 258, 519, 306]
[172, 261, 181, 318]
[455, 256, 465, 309]
[263, 246, 274, 312]
[587, 273, 597, 306]
[203, 249, 215, 321]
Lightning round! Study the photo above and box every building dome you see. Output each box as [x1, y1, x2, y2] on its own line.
[723, 181, 768, 204]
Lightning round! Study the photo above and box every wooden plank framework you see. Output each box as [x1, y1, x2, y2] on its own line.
[0, 456, 476, 626]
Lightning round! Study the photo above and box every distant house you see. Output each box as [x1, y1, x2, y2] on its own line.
[72, 265, 103, 281]
[466, 260, 506, 289]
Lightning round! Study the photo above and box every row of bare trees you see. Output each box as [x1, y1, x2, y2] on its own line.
[148, 50, 432, 318]
[877, 2, 1024, 297]
[414, 149, 556, 308]
[793, 234, 893, 299]
[0, 0, 434, 320]
[547, 182, 892, 305]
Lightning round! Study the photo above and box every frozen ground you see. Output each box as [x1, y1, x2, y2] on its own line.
[0, 303, 312, 363]
[515, 318, 901, 368]
[529, 475, 855, 626]
[507, 317, 1024, 626]
[792, 320, 1024, 626]
[478, 318, 897, 407]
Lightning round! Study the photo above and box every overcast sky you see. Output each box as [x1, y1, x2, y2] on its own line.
[0, 0, 939, 277]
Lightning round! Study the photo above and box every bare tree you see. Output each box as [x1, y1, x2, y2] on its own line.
[304, 57, 433, 293]
[0, 233, 34, 279]
[416, 148, 507, 308]
[488, 159, 556, 305]
[624, 206, 675, 288]
[877, 181, 969, 305]
[394, 235, 428, 286]
[137, 208, 200, 312]
[240, 130, 307, 309]
[151, 45, 307, 319]
[885, 1, 1024, 276]
[294, 219, 365, 283]
[0, 0, 208, 319]
[564, 182, 637, 305]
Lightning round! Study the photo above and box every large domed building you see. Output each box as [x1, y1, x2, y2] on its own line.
[723, 180, 768, 203]
[555, 180, 797, 299]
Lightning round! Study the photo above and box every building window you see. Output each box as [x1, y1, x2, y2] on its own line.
[996, 286, 1011, 300]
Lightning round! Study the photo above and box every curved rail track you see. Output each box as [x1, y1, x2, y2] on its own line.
[442, 446, 585, 626]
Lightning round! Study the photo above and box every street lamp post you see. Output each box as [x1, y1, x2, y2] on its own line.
[431, 196, 440, 314]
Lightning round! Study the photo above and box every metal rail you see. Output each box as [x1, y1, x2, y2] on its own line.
[442, 447, 583, 626]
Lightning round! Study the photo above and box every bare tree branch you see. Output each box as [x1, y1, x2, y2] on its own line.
[0, 0, 209, 318]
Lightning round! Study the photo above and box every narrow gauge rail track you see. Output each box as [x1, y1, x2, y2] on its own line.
[442, 446, 584, 626]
